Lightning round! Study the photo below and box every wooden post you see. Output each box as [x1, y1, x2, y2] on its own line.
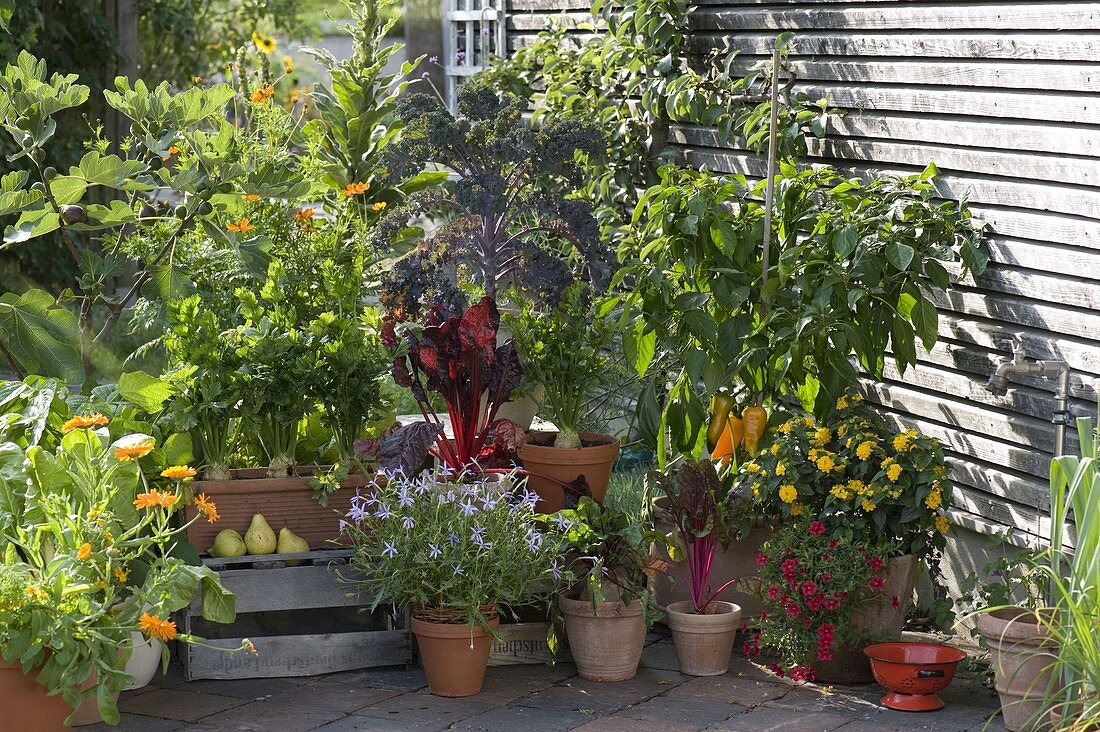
[104, 0, 137, 152]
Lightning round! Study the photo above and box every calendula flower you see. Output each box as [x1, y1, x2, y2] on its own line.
[815, 454, 835, 473]
[193, 493, 219, 523]
[282, 55, 294, 74]
[134, 488, 179, 510]
[62, 413, 109, 433]
[227, 217, 255, 234]
[886, 463, 903, 482]
[934, 514, 951, 534]
[244, 194, 261, 202]
[114, 566, 130, 583]
[249, 85, 275, 103]
[372, 201, 387, 212]
[342, 181, 370, 197]
[114, 438, 155, 462]
[778, 484, 798, 504]
[251, 31, 277, 54]
[856, 441, 874, 460]
[77, 542, 92, 561]
[161, 465, 197, 481]
[139, 612, 177, 642]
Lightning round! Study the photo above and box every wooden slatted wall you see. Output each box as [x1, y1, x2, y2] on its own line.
[507, 0, 1100, 542]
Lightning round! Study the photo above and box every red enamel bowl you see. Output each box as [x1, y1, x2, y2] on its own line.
[863, 642, 968, 712]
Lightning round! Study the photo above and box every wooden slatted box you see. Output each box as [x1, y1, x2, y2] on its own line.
[181, 549, 411, 680]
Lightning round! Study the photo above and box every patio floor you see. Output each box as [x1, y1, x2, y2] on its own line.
[87, 629, 1006, 732]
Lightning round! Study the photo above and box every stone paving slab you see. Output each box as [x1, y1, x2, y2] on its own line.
[90, 631, 1003, 732]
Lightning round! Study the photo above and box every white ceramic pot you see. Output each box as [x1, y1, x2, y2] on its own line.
[123, 632, 162, 691]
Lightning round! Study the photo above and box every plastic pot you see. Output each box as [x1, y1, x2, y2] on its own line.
[666, 600, 742, 676]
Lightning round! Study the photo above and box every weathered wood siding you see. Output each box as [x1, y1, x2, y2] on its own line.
[507, 0, 1100, 541]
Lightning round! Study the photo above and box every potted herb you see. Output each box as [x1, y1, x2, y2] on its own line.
[650, 460, 743, 676]
[749, 520, 897, 683]
[555, 497, 661, 682]
[0, 419, 242, 728]
[341, 470, 567, 697]
[508, 285, 621, 511]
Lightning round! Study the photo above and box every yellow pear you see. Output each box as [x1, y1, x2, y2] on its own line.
[209, 529, 246, 558]
[244, 514, 277, 555]
[277, 526, 310, 566]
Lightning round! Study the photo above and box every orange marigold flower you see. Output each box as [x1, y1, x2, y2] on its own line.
[134, 488, 179, 510]
[193, 493, 219, 524]
[249, 85, 275, 103]
[139, 612, 177, 642]
[77, 542, 92, 561]
[227, 217, 255, 234]
[342, 181, 369, 197]
[372, 201, 387, 212]
[292, 207, 314, 223]
[62, 413, 109, 433]
[161, 465, 197, 481]
[244, 194, 261, 202]
[114, 439, 154, 462]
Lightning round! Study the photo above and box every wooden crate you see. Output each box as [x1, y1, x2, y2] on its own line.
[181, 549, 411, 680]
[488, 622, 570, 666]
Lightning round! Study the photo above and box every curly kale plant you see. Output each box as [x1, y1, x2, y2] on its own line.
[379, 81, 612, 319]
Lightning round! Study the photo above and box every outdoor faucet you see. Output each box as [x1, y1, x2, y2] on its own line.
[985, 337, 1072, 457]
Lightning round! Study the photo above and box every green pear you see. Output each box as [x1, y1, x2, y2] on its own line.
[277, 526, 310, 566]
[209, 529, 246, 558]
[244, 514, 277, 555]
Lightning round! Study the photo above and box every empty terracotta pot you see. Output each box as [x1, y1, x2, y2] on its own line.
[558, 594, 646, 682]
[665, 601, 742, 676]
[518, 432, 620, 513]
[976, 607, 1057, 732]
[864, 642, 967, 712]
[0, 659, 71, 730]
[412, 615, 499, 697]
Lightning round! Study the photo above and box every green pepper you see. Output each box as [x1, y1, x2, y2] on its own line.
[706, 393, 737, 452]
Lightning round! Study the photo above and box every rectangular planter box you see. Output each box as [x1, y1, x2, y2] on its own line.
[182, 470, 371, 554]
[488, 622, 570, 666]
[181, 550, 410, 680]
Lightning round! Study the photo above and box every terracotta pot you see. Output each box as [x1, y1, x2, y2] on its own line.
[0, 659, 71, 730]
[651, 498, 769, 618]
[1051, 706, 1100, 731]
[517, 432, 620, 513]
[976, 607, 1057, 732]
[411, 615, 499, 697]
[814, 554, 918, 684]
[666, 600, 742, 676]
[558, 594, 646, 682]
[183, 473, 372, 554]
[71, 665, 122, 727]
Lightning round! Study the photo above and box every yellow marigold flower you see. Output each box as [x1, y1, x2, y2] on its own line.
[251, 31, 276, 54]
[778, 484, 798, 504]
[861, 499, 876, 512]
[925, 489, 942, 510]
[227, 217, 255, 234]
[856, 441, 874, 460]
[830, 484, 851, 501]
[249, 85, 275, 103]
[892, 433, 912, 452]
[770, 443, 781, 455]
[836, 395, 849, 410]
[342, 181, 370, 197]
[161, 465, 197, 481]
[139, 612, 177, 642]
[775, 463, 787, 476]
[134, 488, 179, 510]
[816, 454, 835, 473]
[934, 514, 951, 534]
[62, 413, 109, 433]
[744, 462, 761, 474]
[194, 493, 219, 524]
[292, 207, 314, 223]
[244, 194, 261, 202]
[114, 438, 154, 462]
[372, 201, 387, 212]
[77, 542, 92, 561]
[790, 502, 804, 516]
[114, 566, 129, 583]
[808, 448, 820, 461]
[282, 55, 294, 74]
[886, 463, 903, 482]
[813, 427, 832, 446]
[881, 456, 895, 469]
[777, 421, 794, 434]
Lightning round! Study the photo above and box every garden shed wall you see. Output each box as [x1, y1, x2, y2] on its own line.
[506, 0, 1100, 547]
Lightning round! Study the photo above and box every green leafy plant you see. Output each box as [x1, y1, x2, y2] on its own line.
[746, 396, 953, 562]
[506, 285, 614, 448]
[342, 470, 568, 630]
[956, 531, 1043, 644]
[0, 421, 241, 724]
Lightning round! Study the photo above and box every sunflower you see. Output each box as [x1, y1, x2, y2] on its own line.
[251, 30, 276, 54]
[134, 488, 179, 510]
[62, 413, 108, 433]
[161, 465, 197, 481]
[193, 493, 219, 524]
[342, 181, 370, 197]
[139, 612, 177, 642]
[114, 438, 155, 462]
